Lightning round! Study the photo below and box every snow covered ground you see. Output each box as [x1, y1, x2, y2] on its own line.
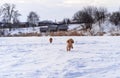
[0, 27, 41, 36]
[0, 36, 120, 78]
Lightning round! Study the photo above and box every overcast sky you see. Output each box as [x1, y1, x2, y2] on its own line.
[0, 0, 120, 22]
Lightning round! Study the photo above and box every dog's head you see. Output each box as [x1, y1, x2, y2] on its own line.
[67, 38, 74, 43]
[49, 38, 53, 43]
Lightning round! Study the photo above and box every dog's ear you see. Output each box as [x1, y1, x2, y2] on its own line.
[72, 40, 74, 43]
[67, 40, 69, 43]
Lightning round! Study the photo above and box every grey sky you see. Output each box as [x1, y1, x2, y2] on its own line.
[0, 0, 119, 22]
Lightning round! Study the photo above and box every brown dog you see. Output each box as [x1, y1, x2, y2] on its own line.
[49, 38, 53, 43]
[66, 38, 74, 51]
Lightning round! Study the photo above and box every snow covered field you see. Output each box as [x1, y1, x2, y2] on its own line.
[0, 36, 120, 78]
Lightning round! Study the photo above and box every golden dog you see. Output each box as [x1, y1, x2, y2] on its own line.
[66, 38, 74, 51]
[49, 38, 53, 43]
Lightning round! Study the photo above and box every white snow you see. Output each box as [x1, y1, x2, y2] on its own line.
[0, 36, 120, 78]
[0, 27, 41, 36]
[68, 24, 82, 30]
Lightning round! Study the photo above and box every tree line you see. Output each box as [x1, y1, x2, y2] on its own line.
[0, 3, 40, 30]
[0, 3, 120, 31]
[72, 6, 120, 31]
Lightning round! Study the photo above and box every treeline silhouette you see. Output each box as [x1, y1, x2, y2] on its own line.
[0, 3, 120, 31]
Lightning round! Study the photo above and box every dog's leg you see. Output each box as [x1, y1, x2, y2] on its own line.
[66, 46, 68, 51]
[67, 46, 70, 52]
[69, 47, 71, 51]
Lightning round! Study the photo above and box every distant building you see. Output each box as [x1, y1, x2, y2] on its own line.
[19, 22, 28, 28]
[40, 26, 48, 32]
[57, 25, 68, 31]
[39, 24, 68, 33]
[48, 25, 58, 32]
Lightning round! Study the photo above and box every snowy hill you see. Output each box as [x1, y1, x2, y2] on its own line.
[0, 36, 120, 78]
[68, 21, 120, 36]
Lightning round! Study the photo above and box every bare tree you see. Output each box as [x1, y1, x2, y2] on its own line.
[2, 3, 15, 23]
[73, 6, 108, 32]
[0, 7, 3, 16]
[83, 6, 97, 18]
[13, 10, 21, 28]
[62, 18, 71, 25]
[27, 11, 39, 29]
[1, 3, 21, 31]
[110, 11, 120, 30]
[73, 7, 94, 31]
[92, 7, 107, 32]
[94, 7, 107, 28]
